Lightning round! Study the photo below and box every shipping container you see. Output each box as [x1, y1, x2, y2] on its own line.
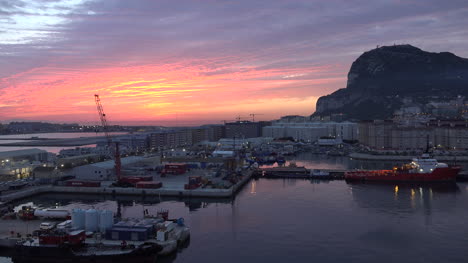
[119, 176, 153, 185]
[161, 163, 187, 175]
[184, 183, 200, 190]
[105, 227, 149, 241]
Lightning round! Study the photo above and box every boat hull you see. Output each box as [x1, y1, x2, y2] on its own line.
[11, 242, 161, 263]
[345, 167, 460, 183]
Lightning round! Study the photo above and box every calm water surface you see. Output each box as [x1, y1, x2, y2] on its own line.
[0, 132, 126, 153]
[0, 132, 126, 139]
[9, 181, 468, 263]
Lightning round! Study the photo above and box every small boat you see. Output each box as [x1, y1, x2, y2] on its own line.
[310, 169, 331, 179]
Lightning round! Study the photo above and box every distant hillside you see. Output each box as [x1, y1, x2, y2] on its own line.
[313, 45, 468, 120]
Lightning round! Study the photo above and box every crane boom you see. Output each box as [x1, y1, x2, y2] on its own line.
[94, 95, 111, 146]
[94, 94, 121, 181]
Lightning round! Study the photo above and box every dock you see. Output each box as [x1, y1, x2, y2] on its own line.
[254, 167, 346, 179]
[0, 170, 253, 204]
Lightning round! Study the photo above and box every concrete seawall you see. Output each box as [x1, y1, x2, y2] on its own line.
[0, 171, 253, 203]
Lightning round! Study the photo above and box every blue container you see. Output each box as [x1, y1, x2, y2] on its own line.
[105, 227, 149, 241]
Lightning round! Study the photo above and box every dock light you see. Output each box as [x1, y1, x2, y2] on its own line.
[394, 185, 399, 193]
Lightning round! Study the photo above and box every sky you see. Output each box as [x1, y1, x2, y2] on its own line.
[0, 0, 468, 126]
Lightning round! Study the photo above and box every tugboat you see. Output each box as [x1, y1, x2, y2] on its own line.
[345, 154, 461, 183]
[11, 229, 162, 263]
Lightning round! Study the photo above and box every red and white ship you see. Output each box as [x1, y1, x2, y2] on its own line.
[345, 154, 461, 183]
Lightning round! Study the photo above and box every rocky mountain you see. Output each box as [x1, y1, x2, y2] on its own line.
[313, 45, 468, 120]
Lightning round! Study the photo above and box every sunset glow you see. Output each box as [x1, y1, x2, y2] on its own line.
[1, 0, 467, 125]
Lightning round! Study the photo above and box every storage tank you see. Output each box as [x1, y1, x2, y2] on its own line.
[85, 209, 99, 232]
[71, 209, 85, 229]
[34, 209, 69, 219]
[99, 210, 114, 233]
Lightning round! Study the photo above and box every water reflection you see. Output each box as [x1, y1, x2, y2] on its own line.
[348, 182, 459, 223]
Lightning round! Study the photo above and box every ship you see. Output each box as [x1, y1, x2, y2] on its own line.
[345, 154, 461, 183]
[11, 229, 162, 263]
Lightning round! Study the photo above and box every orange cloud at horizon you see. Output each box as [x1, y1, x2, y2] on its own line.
[0, 60, 345, 126]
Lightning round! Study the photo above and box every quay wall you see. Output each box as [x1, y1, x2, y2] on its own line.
[0, 171, 253, 203]
[349, 153, 468, 162]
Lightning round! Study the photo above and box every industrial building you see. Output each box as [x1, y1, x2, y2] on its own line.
[57, 154, 101, 168]
[0, 149, 49, 178]
[71, 156, 144, 181]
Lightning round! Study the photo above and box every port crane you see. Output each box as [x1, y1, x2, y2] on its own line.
[94, 94, 122, 181]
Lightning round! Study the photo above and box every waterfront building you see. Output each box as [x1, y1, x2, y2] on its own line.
[225, 121, 270, 139]
[216, 137, 272, 150]
[149, 129, 192, 150]
[190, 127, 208, 145]
[149, 125, 226, 151]
[262, 121, 358, 142]
[115, 133, 150, 151]
[203, 125, 226, 142]
[358, 120, 468, 151]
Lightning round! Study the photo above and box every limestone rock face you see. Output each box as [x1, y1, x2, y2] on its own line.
[314, 45, 468, 120]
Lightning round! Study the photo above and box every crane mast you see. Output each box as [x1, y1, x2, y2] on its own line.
[95, 95, 111, 145]
[94, 94, 121, 181]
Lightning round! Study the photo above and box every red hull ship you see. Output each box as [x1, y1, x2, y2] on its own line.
[345, 154, 461, 183]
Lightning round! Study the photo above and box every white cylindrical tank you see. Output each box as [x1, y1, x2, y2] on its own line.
[71, 209, 85, 229]
[99, 210, 114, 233]
[34, 209, 69, 219]
[85, 209, 99, 232]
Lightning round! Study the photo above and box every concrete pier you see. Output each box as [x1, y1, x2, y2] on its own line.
[349, 152, 468, 162]
[0, 170, 253, 204]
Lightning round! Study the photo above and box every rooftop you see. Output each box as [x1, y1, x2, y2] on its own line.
[88, 156, 143, 169]
[0, 148, 47, 159]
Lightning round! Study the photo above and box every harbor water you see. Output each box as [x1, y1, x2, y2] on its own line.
[0, 132, 126, 153]
[2, 154, 468, 263]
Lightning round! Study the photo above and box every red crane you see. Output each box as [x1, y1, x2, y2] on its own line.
[94, 94, 121, 181]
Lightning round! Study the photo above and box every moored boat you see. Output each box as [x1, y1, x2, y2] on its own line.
[11, 229, 162, 263]
[345, 154, 461, 183]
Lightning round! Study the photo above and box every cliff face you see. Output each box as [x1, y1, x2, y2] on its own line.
[314, 45, 468, 120]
